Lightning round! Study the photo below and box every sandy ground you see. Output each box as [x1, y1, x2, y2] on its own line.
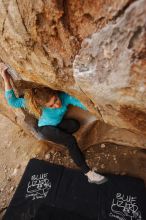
[0, 114, 146, 219]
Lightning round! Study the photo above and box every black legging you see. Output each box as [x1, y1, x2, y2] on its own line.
[36, 119, 90, 174]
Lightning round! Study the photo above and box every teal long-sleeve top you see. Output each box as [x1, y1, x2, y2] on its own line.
[5, 89, 87, 127]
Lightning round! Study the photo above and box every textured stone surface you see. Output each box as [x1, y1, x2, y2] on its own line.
[0, 0, 146, 148]
[74, 0, 146, 135]
[0, 0, 133, 90]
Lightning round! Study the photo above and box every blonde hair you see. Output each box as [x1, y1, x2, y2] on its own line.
[24, 87, 57, 119]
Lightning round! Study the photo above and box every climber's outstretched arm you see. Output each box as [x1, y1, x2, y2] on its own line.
[0, 62, 25, 108]
[0, 62, 12, 91]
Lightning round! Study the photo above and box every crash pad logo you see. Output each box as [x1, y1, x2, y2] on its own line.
[109, 193, 142, 220]
[25, 173, 51, 200]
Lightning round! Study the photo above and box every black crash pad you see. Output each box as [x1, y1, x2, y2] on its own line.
[3, 159, 146, 220]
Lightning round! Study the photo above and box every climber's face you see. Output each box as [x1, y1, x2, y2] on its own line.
[34, 88, 62, 109]
[44, 94, 62, 108]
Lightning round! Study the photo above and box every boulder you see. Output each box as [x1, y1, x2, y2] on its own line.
[0, 0, 146, 149]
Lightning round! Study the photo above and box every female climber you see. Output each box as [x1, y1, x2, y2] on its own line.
[0, 62, 107, 184]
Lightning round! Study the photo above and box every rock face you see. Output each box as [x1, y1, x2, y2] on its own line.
[0, 0, 146, 149]
[73, 0, 146, 134]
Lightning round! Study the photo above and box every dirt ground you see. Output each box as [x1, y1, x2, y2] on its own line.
[0, 114, 146, 219]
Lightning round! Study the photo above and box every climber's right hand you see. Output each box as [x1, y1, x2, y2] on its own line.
[0, 62, 10, 80]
